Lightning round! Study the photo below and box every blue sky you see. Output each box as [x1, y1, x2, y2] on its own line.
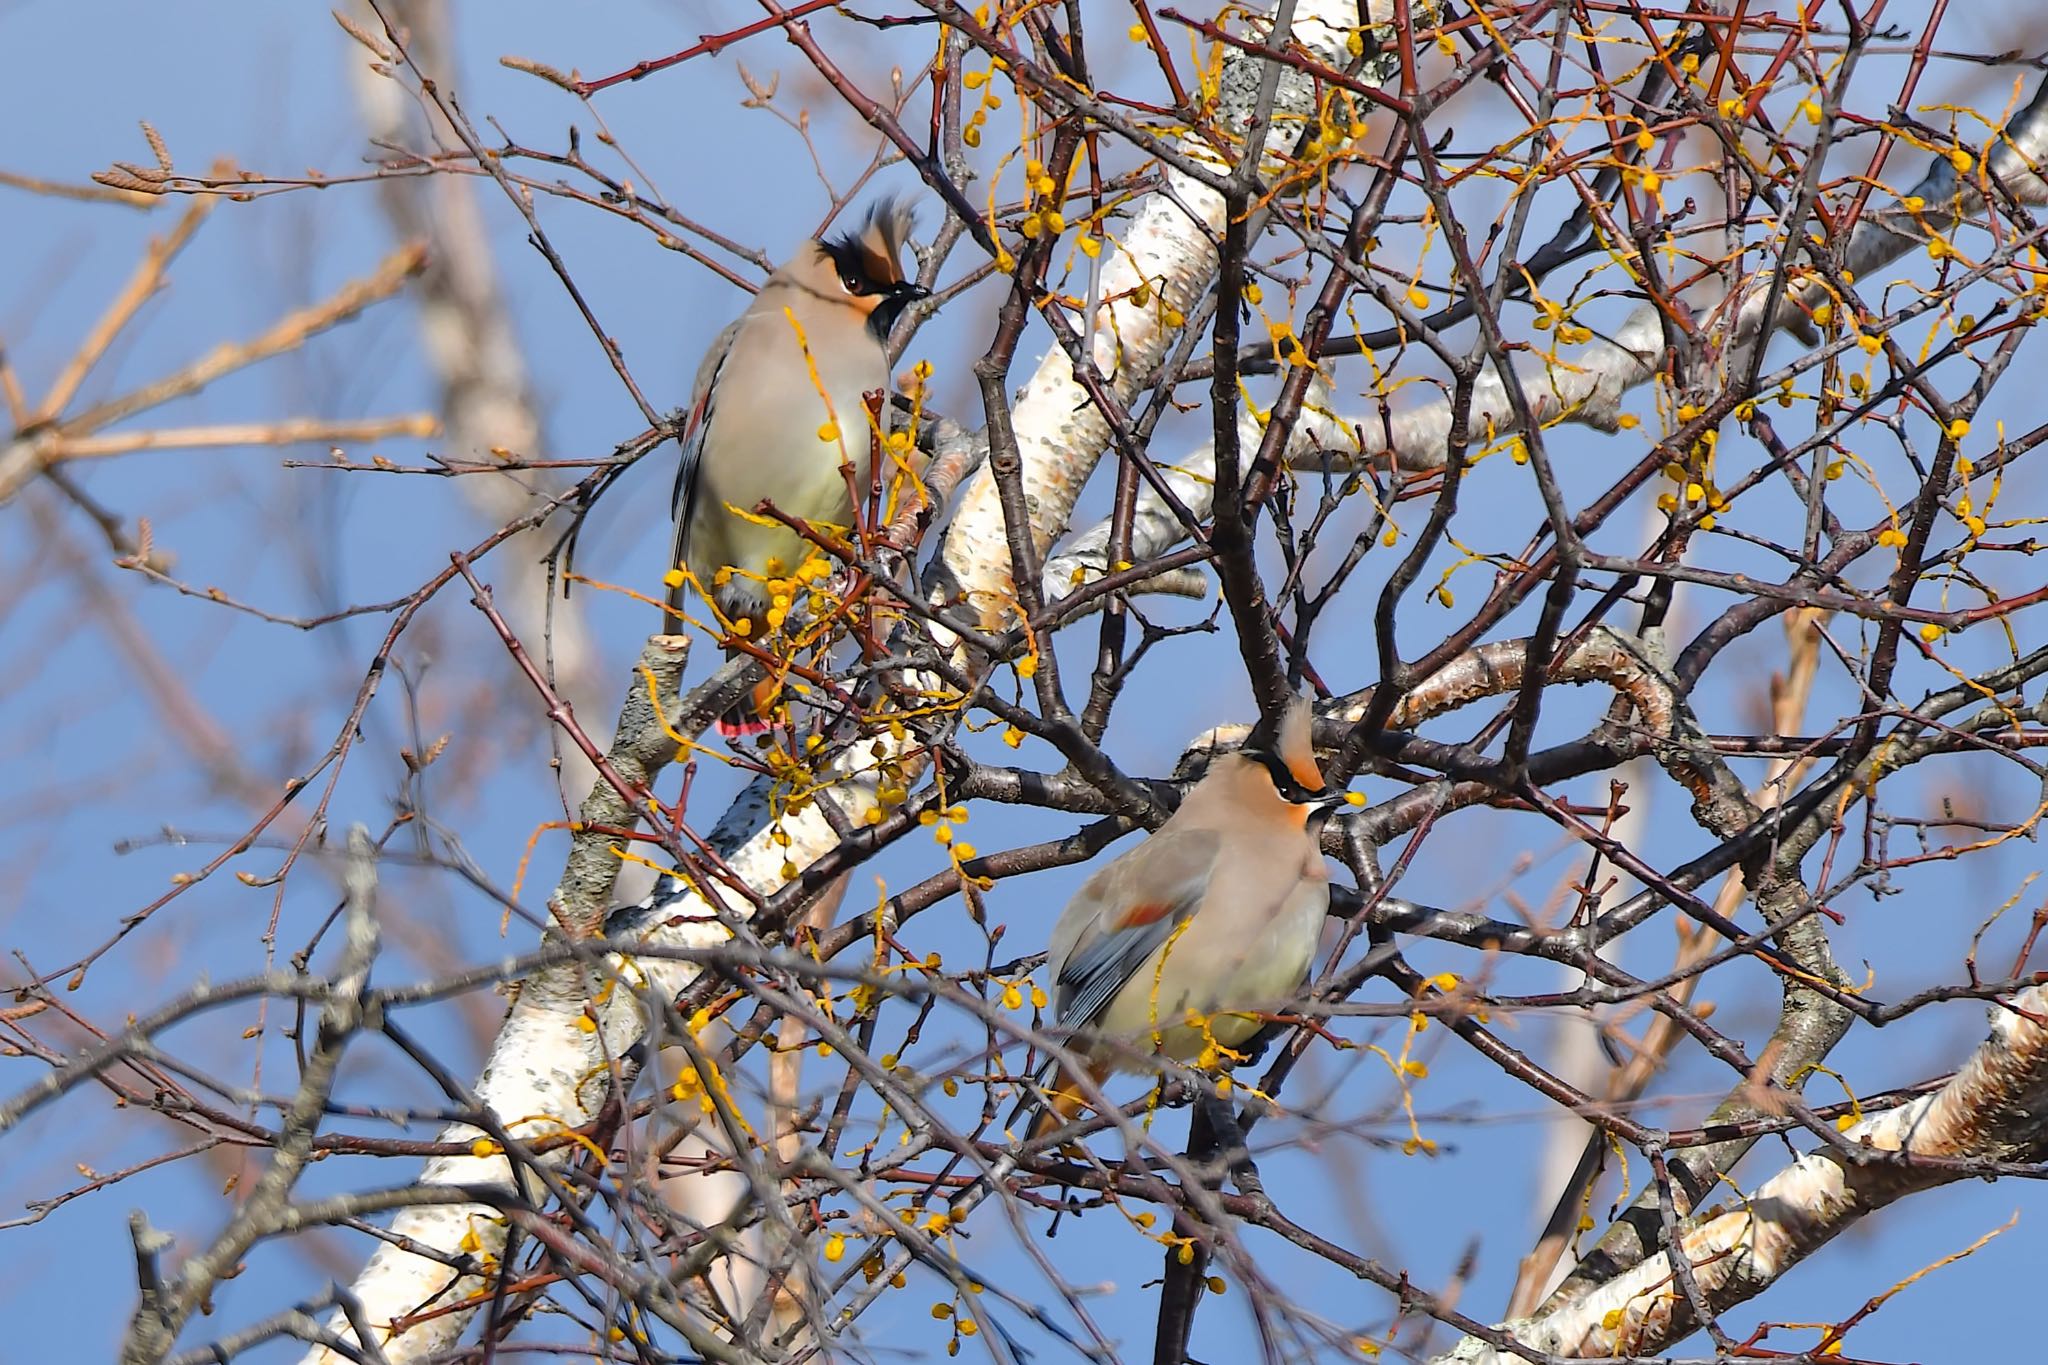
[3, 2, 2045, 1360]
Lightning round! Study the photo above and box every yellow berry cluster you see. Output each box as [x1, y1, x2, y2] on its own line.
[859, 719, 920, 828]
[1653, 404, 1727, 530]
[1531, 298, 1594, 345]
[759, 550, 836, 637]
[958, 47, 1005, 148]
[918, 802, 978, 865]
[1303, 88, 1371, 161]
[928, 1280, 985, 1355]
[1015, 157, 1065, 240]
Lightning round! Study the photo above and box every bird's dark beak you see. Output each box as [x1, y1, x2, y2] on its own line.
[1304, 788, 1358, 838]
[869, 282, 931, 340]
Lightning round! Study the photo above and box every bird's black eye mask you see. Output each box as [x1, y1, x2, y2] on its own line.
[1242, 746, 1326, 805]
[820, 238, 928, 341]
[823, 238, 878, 297]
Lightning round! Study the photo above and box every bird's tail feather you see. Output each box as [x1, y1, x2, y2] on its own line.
[715, 676, 779, 739]
[1005, 1059, 1100, 1141]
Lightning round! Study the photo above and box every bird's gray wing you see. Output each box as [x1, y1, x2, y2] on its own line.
[668, 317, 743, 583]
[1052, 827, 1221, 1033]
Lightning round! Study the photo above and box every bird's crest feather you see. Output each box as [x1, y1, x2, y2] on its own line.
[824, 196, 916, 288]
[1277, 694, 1324, 792]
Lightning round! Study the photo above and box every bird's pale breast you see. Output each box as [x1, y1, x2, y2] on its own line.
[1090, 866, 1327, 1067]
[685, 294, 884, 617]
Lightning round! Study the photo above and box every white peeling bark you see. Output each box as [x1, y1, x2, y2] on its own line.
[1044, 306, 1663, 598]
[1435, 984, 2048, 1363]
[1833, 78, 2048, 293]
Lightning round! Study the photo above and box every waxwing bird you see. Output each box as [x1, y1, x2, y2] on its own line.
[666, 199, 927, 736]
[1020, 696, 1342, 1138]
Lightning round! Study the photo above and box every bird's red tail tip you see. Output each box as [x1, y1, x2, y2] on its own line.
[716, 713, 775, 740]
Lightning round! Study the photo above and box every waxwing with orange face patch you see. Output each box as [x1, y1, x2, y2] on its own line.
[1023, 695, 1343, 1137]
[666, 199, 927, 736]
